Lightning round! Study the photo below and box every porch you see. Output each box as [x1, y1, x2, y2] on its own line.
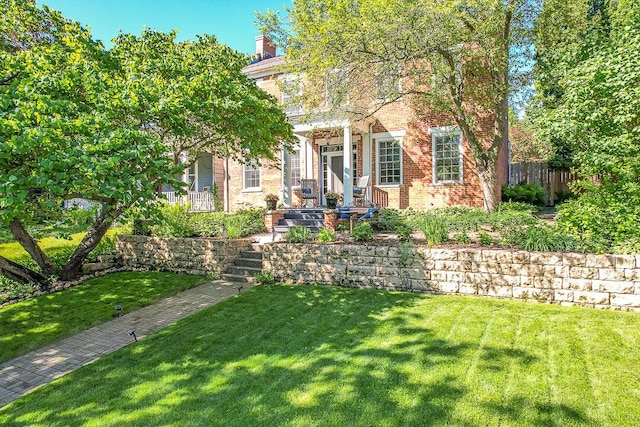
[162, 191, 215, 212]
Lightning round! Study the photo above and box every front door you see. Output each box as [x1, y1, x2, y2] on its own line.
[328, 154, 344, 195]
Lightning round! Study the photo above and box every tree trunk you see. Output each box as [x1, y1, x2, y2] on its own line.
[59, 204, 121, 281]
[0, 255, 48, 285]
[9, 218, 56, 276]
[477, 163, 499, 212]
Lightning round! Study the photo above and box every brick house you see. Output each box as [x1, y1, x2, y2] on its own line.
[170, 36, 508, 211]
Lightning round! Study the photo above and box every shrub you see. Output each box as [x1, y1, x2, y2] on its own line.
[396, 224, 413, 241]
[317, 228, 336, 243]
[418, 214, 449, 246]
[286, 226, 310, 243]
[502, 183, 545, 206]
[85, 236, 116, 263]
[454, 231, 471, 244]
[503, 225, 578, 252]
[255, 270, 276, 285]
[498, 201, 537, 213]
[351, 222, 373, 242]
[478, 231, 494, 246]
[224, 209, 264, 238]
[152, 203, 196, 237]
[372, 208, 405, 232]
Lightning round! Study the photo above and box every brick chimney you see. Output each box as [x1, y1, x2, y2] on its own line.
[255, 35, 276, 60]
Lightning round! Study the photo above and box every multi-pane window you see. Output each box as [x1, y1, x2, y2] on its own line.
[326, 69, 348, 107]
[432, 129, 462, 183]
[377, 139, 402, 185]
[290, 148, 301, 187]
[281, 78, 302, 115]
[243, 162, 261, 190]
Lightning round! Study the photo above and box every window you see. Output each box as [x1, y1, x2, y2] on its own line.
[375, 63, 401, 101]
[281, 78, 302, 115]
[377, 139, 402, 185]
[326, 69, 348, 108]
[243, 162, 261, 190]
[432, 128, 462, 184]
[290, 147, 301, 187]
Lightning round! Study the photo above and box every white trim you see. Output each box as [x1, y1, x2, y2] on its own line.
[375, 137, 403, 186]
[242, 162, 262, 191]
[431, 126, 463, 185]
[372, 130, 406, 139]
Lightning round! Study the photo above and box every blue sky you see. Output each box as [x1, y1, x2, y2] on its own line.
[37, 0, 291, 54]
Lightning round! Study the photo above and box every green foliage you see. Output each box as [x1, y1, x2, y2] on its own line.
[372, 208, 405, 232]
[396, 224, 413, 242]
[498, 202, 538, 213]
[398, 242, 414, 267]
[351, 222, 373, 242]
[255, 270, 276, 285]
[286, 226, 310, 243]
[317, 228, 336, 243]
[152, 204, 197, 238]
[502, 183, 545, 206]
[85, 236, 116, 263]
[478, 231, 494, 246]
[454, 231, 471, 245]
[504, 225, 578, 252]
[417, 215, 449, 246]
[224, 209, 265, 239]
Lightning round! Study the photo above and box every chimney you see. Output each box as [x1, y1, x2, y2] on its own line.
[255, 35, 276, 60]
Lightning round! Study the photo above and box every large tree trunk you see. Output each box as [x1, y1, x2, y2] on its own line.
[9, 218, 56, 276]
[59, 204, 122, 281]
[476, 161, 499, 212]
[0, 255, 48, 285]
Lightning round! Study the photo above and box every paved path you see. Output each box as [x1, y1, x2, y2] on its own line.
[0, 280, 252, 407]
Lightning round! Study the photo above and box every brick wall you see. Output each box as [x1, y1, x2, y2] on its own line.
[263, 244, 640, 311]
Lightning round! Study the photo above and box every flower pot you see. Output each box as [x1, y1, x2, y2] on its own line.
[266, 199, 277, 210]
[326, 197, 338, 209]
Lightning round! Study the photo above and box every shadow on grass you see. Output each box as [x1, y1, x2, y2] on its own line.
[0, 285, 593, 426]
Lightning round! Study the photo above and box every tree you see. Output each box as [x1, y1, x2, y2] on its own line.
[0, 1, 294, 284]
[258, 0, 538, 211]
[110, 30, 295, 168]
[537, 1, 640, 249]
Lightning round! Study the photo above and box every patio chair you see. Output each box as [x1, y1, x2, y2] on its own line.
[300, 179, 319, 207]
[353, 175, 370, 206]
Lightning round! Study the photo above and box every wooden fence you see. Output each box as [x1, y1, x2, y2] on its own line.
[509, 163, 576, 206]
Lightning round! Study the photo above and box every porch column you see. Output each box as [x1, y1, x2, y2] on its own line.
[343, 123, 353, 206]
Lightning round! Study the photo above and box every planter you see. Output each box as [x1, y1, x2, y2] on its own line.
[266, 199, 277, 210]
[326, 197, 338, 209]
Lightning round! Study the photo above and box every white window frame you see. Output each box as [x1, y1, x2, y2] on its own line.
[186, 161, 198, 191]
[431, 126, 463, 184]
[242, 161, 261, 192]
[376, 138, 403, 187]
[280, 75, 303, 115]
[326, 69, 348, 108]
[289, 146, 301, 188]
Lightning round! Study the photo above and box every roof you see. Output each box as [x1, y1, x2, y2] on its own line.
[242, 56, 285, 78]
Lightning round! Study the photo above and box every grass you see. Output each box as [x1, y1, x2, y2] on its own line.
[1, 285, 639, 426]
[0, 271, 205, 364]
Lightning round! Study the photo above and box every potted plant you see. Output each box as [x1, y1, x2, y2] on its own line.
[324, 192, 341, 209]
[265, 193, 279, 210]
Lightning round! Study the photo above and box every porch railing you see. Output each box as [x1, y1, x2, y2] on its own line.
[162, 191, 215, 212]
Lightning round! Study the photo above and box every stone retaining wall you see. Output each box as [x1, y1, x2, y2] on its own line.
[263, 243, 640, 311]
[116, 235, 251, 276]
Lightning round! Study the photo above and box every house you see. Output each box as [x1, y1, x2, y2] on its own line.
[171, 35, 508, 211]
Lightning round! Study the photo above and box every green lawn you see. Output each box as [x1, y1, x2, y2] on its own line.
[0, 272, 205, 364]
[1, 285, 638, 426]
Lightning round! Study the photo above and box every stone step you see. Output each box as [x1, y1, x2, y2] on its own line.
[240, 250, 263, 260]
[226, 265, 262, 276]
[273, 225, 322, 234]
[278, 219, 324, 227]
[233, 258, 263, 269]
[221, 273, 255, 284]
[284, 213, 324, 220]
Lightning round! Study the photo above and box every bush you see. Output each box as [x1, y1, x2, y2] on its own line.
[286, 226, 310, 243]
[478, 231, 494, 246]
[502, 183, 545, 206]
[418, 214, 449, 246]
[396, 224, 413, 241]
[152, 203, 196, 237]
[351, 222, 373, 242]
[224, 209, 265, 238]
[454, 231, 471, 245]
[503, 225, 578, 252]
[317, 228, 336, 243]
[85, 236, 117, 263]
[255, 270, 276, 285]
[372, 208, 405, 232]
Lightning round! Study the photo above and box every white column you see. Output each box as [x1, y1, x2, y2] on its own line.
[343, 123, 353, 206]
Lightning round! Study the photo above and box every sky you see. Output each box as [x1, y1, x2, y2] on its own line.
[37, 0, 291, 54]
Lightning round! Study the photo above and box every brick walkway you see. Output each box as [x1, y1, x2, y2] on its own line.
[0, 280, 252, 407]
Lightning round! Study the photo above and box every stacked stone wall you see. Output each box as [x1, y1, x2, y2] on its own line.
[263, 243, 640, 311]
[116, 235, 251, 276]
